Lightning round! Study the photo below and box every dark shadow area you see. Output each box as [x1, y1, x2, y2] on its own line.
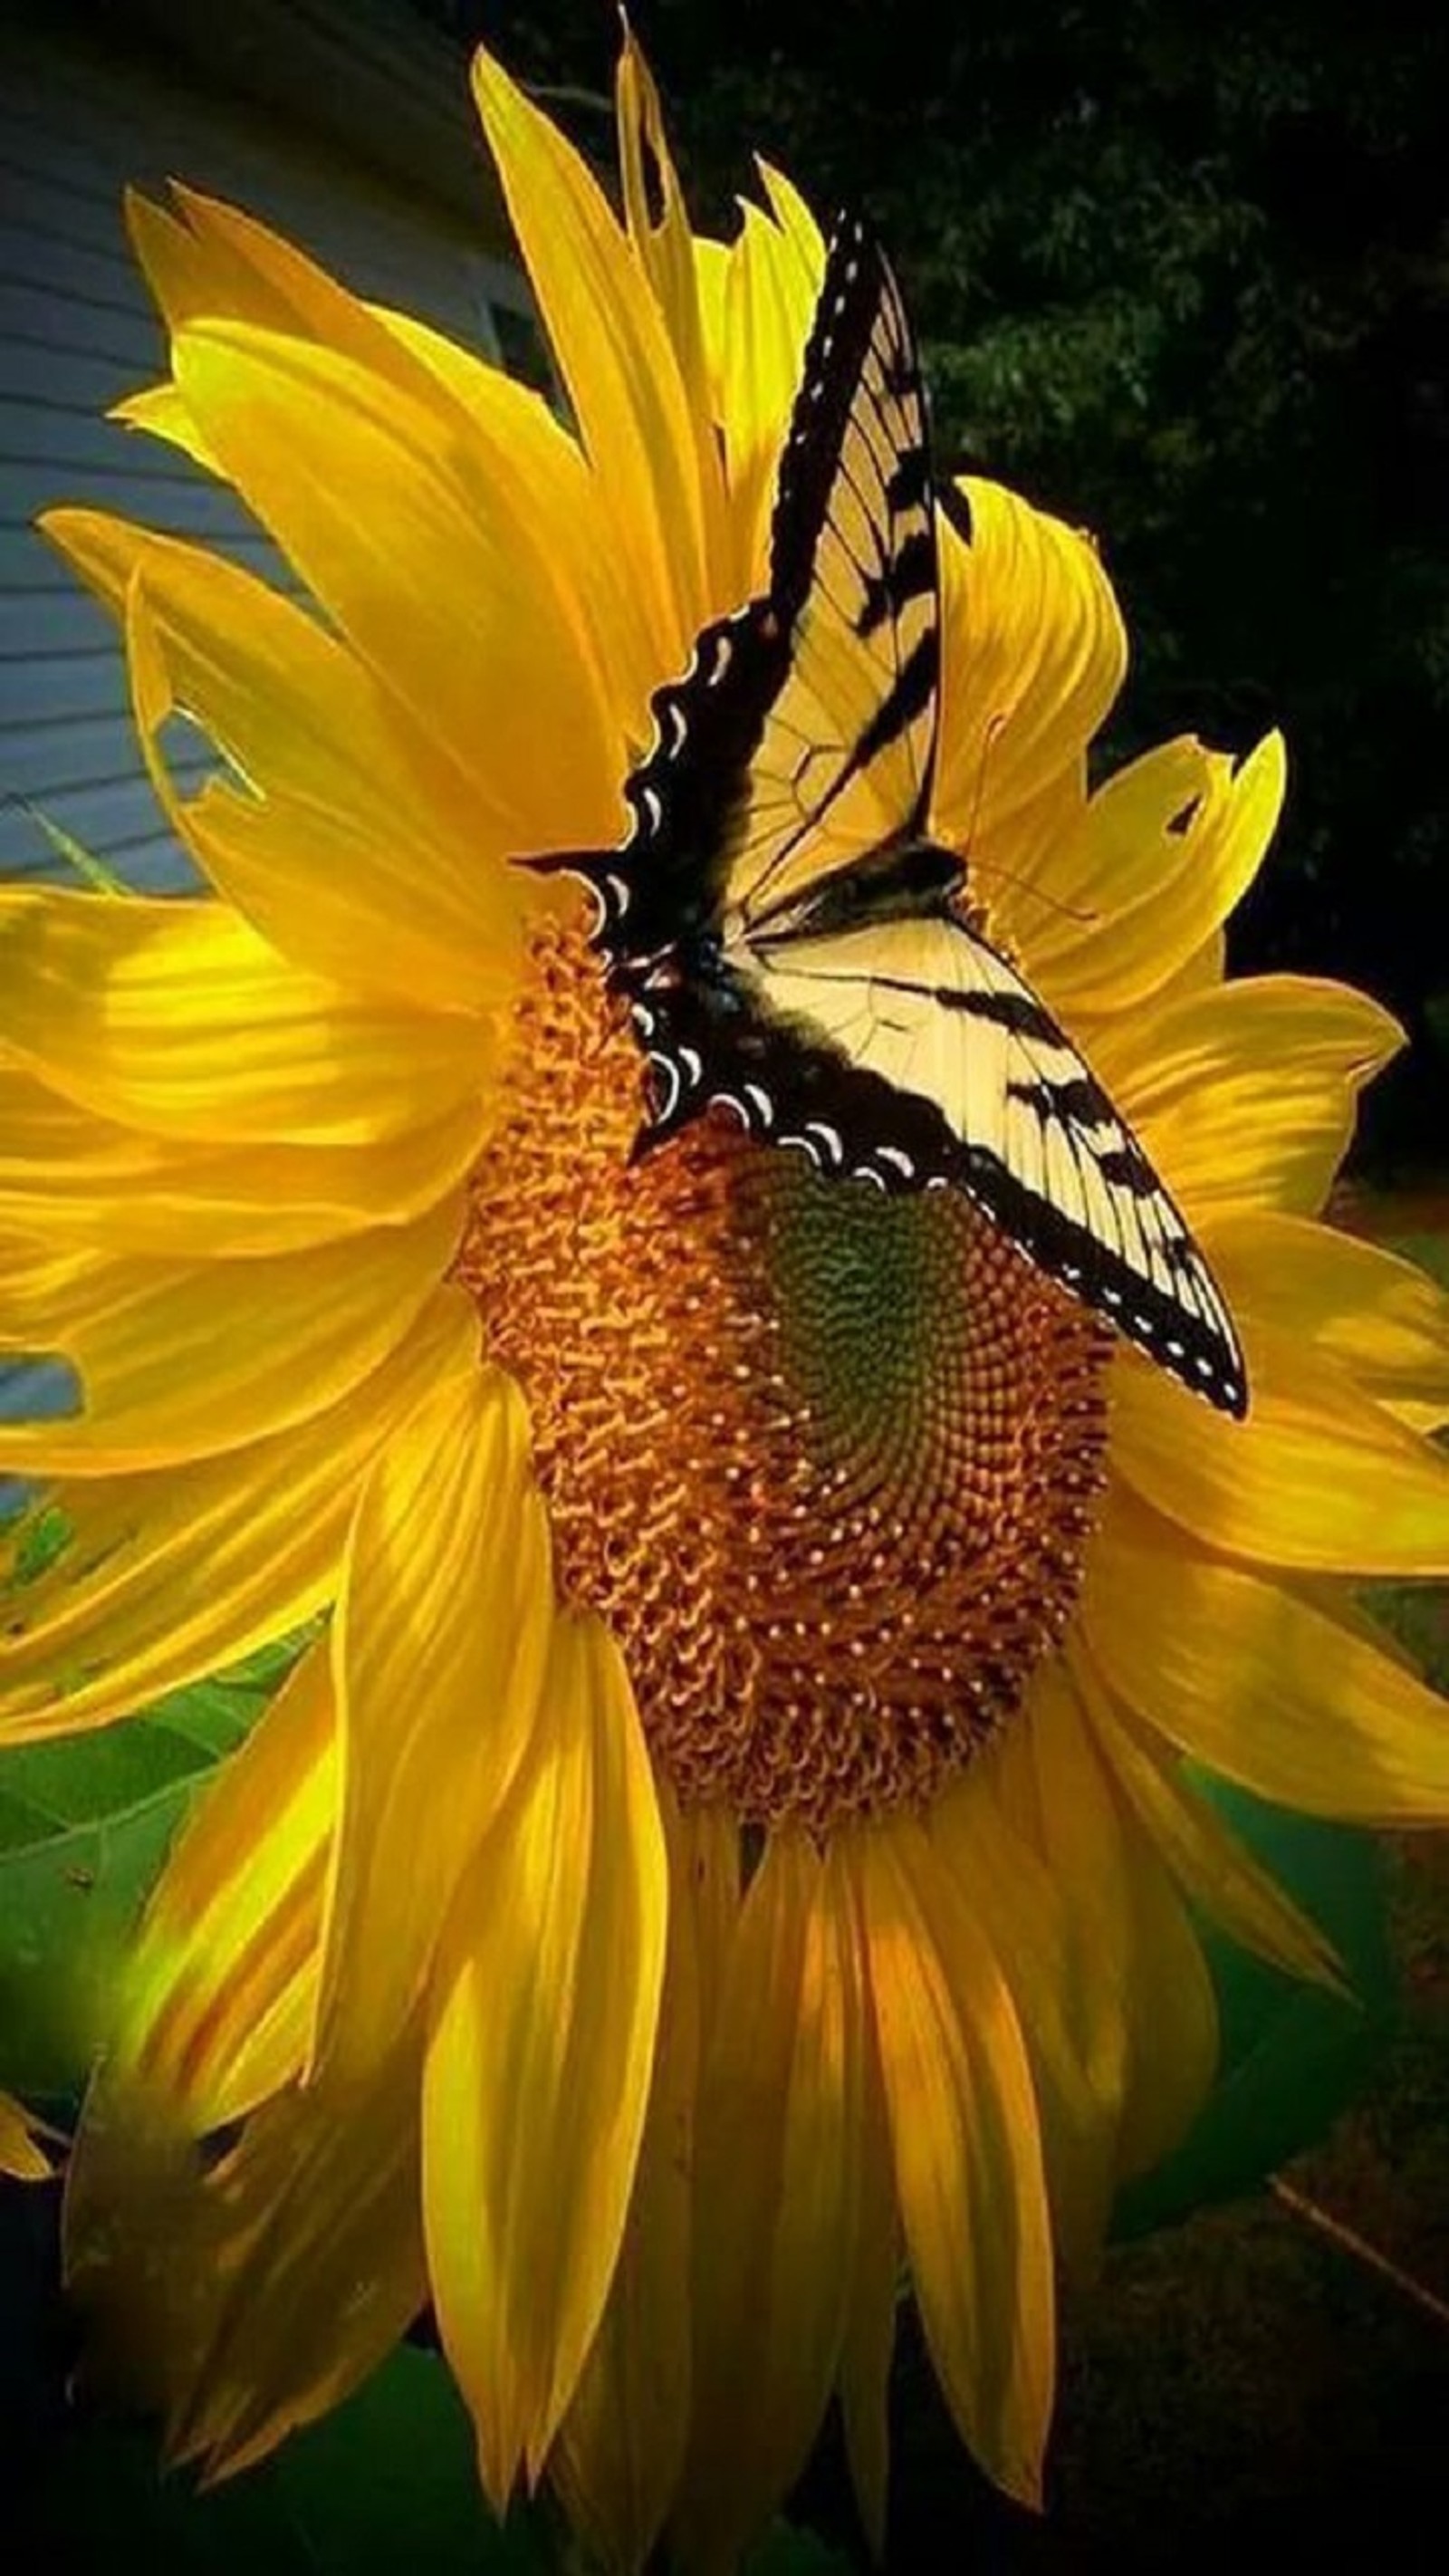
[427, 0, 1449, 1176]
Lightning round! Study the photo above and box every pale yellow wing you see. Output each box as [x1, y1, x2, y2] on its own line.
[721, 214, 940, 926]
[728, 912, 1247, 1414]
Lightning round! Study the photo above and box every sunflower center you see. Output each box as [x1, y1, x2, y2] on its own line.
[457, 921, 1111, 1830]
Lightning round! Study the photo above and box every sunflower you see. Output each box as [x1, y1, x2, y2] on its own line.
[5, 29, 1449, 2573]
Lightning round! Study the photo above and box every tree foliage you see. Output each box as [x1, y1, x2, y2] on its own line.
[437, 0, 1449, 1167]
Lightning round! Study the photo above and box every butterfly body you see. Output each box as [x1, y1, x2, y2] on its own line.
[528, 213, 1250, 1419]
[742, 834, 964, 945]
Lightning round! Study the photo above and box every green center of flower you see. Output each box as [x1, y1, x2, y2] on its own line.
[458, 921, 1111, 1830]
[766, 1162, 1029, 1532]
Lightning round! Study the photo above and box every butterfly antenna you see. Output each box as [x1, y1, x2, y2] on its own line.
[953, 713, 1098, 931]
[962, 709, 1003, 857]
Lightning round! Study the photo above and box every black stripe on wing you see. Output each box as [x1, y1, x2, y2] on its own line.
[771, 214, 904, 621]
[851, 627, 941, 770]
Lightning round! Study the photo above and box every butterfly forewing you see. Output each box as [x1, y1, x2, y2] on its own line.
[569, 217, 938, 957]
[725, 216, 940, 926]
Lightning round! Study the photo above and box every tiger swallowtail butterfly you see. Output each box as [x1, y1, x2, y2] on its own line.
[526, 211, 1248, 1419]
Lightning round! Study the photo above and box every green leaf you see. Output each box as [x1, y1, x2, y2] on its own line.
[14, 2347, 552, 2573]
[1114, 1776, 1395, 2237]
[272, 2348, 552, 2575]
[0, 1635, 311, 2100]
[3, 793, 131, 894]
[4, 1501, 70, 1585]
[0, 1741, 202, 2100]
[1364, 1581, 1449, 1696]
[1387, 1227, 1449, 1292]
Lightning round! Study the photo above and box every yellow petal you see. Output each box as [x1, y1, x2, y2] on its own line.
[1383, 1395, 1449, 1436]
[692, 235, 730, 414]
[552, 1781, 700, 2576]
[837, 2010, 899, 2563]
[1083, 1493, 1449, 1822]
[1092, 976, 1403, 1225]
[675, 1832, 865, 2572]
[122, 181, 639, 733]
[1110, 1309, 1449, 1575]
[0, 888, 483, 1148]
[1152, 924, 1227, 1008]
[127, 177, 643, 783]
[1036, 733, 1285, 1015]
[935, 480, 1127, 876]
[1018, 1659, 1220, 2183]
[1206, 1208, 1449, 1417]
[113, 380, 226, 477]
[375, 303, 659, 749]
[471, 44, 714, 672]
[934, 1770, 1118, 2273]
[314, 1364, 552, 2083]
[0, 1190, 462, 1474]
[42, 509, 526, 1011]
[680, 1801, 743, 2054]
[423, 1613, 667, 2510]
[0, 1067, 487, 1260]
[718, 192, 821, 591]
[125, 182, 436, 391]
[1, 1286, 477, 1739]
[858, 1816, 1053, 2506]
[756, 163, 829, 278]
[0, 2091, 61, 2180]
[120, 181, 495, 475]
[1084, 1676, 1348, 1995]
[177, 2077, 427, 2480]
[121, 1640, 337, 2130]
[991, 1673, 1126, 2148]
[1299, 1576, 1427, 1675]
[616, 26, 732, 603]
[168, 320, 620, 851]
[1033, 735, 1207, 919]
[65, 2043, 427, 2481]
[1109, 1834, 1221, 2183]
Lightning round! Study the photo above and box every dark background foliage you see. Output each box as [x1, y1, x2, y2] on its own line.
[426, 0, 1449, 1173]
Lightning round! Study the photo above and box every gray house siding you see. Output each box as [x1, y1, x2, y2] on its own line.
[0, 8, 535, 891]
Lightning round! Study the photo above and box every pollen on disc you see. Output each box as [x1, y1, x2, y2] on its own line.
[457, 919, 1112, 1832]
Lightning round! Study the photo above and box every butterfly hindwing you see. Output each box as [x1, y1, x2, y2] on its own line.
[636, 909, 1246, 1417]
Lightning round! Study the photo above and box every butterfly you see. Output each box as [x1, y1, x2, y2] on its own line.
[528, 210, 1248, 1419]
